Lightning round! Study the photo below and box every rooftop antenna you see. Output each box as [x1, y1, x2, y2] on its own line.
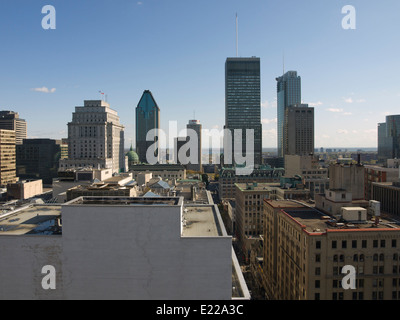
[236, 13, 239, 57]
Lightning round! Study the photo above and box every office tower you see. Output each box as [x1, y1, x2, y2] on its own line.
[283, 104, 314, 156]
[378, 115, 400, 163]
[0, 129, 17, 186]
[225, 57, 262, 166]
[0, 111, 27, 145]
[59, 100, 126, 174]
[276, 71, 301, 157]
[16, 139, 62, 184]
[136, 90, 160, 164]
[175, 120, 202, 172]
[186, 119, 202, 172]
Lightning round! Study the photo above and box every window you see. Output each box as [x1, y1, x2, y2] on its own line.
[352, 240, 357, 249]
[342, 240, 347, 249]
[332, 240, 337, 249]
[393, 239, 397, 248]
[362, 240, 367, 248]
[316, 254, 321, 263]
[373, 240, 378, 248]
[316, 241, 321, 249]
[381, 240, 386, 248]
[315, 280, 320, 288]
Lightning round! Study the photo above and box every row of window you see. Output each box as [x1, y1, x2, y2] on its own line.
[316, 239, 397, 250]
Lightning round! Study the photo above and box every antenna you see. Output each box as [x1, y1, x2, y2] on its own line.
[283, 50, 285, 74]
[236, 13, 238, 57]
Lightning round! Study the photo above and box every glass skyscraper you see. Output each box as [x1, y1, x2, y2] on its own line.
[378, 115, 400, 163]
[136, 90, 160, 164]
[224, 57, 262, 166]
[276, 71, 301, 157]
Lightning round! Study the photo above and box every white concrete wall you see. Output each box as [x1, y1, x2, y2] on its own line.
[0, 236, 64, 300]
[0, 204, 232, 300]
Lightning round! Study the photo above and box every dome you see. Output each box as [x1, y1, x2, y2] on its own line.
[126, 145, 139, 164]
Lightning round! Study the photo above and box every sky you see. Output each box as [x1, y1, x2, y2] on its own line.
[1, 0, 400, 149]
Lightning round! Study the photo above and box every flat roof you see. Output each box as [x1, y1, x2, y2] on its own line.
[264, 199, 306, 209]
[182, 205, 224, 237]
[0, 205, 61, 235]
[66, 196, 181, 206]
[235, 183, 279, 192]
[282, 208, 400, 234]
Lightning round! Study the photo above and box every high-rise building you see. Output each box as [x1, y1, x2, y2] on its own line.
[276, 71, 301, 157]
[59, 100, 126, 174]
[224, 57, 262, 166]
[0, 111, 27, 145]
[378, 115, 400, 164]
[0, 129, 17, 186]
[186, 120, 202, 172]
[16, 139, 62, 184]
[174, 120, 202, 172]
[136, 90, 160, 164]
[284, 104, 314, 156]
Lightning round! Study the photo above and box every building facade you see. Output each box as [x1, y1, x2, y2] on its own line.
[0, 129, 17, 186]
[262, 199, 400, 300]
[284, 104, 314, 157]
[218, 165, 284, 200]
[276, 71, 301, 157]
[0, 111, 27, 145]
[136, 90, 160, 164]
[224, 57, 262, 166]
[284, 154, 329, 199]
[16, 139, 62, 185]
[0, 197, 250, 300]
[378, 115, 400, 164]
[59, 100, 126, 174]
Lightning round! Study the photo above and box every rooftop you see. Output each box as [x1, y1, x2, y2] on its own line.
[235, 182, 279, 192]
[66, 196, 181, 206]
[0, 205, 61, 235]
[282, 207, 400, 234]
[182, 205, 225, 237]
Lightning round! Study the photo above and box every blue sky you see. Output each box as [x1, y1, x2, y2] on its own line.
[0, 0, 400, 149]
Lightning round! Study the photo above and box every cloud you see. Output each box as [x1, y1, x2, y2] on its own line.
[343, 112, 352, 116]
[261, 99, 277, 109]
[356, 99, 366, 103]
[31, 87, 56, 93]
[337, 129, 349, 134]
[344, 97, 353, 103]
[137, 1, 143, 4]
[327, 108, 344, 113]
[309, 101, 323, 107]
[262, 118, 277, 125]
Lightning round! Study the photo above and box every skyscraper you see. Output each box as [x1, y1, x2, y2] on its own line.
[276, 71, 301, 157]
[0, 111, 27, 145]
[174, 120, 202, 172]
[186, 119, 202, 172]
[136, 90, 160, 164]
[224, 57, 262, 166]
[284, 104, 314, 156]
[378, 115, 400, 163]
[0, 129, 17, 186]
[59, 100, 126, 174]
